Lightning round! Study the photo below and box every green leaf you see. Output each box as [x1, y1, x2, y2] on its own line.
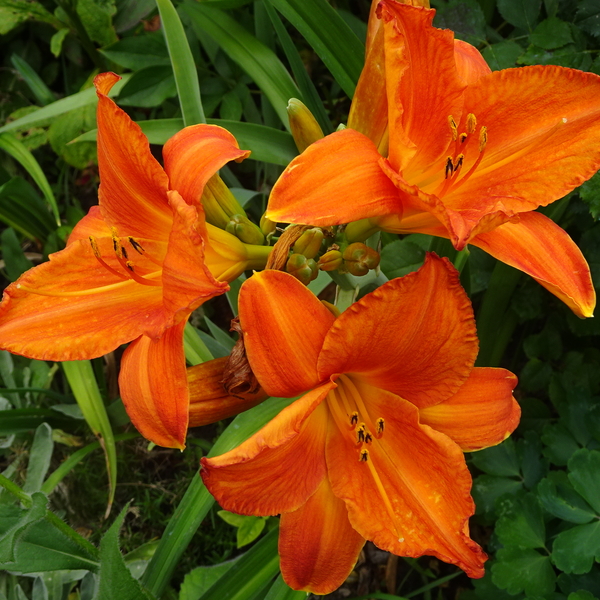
[263, 575, 307, 600]
[0, 492, 46, 563]
[76, 0, 118, 46]
[198, 527, 279, 600]
[118, 66, 177, 108]
[180, 558, 241, 600]
[433, 0, 486, 45]
[495, 493, 546, 549]
[568, 591, 599, 600]
[97, 505, 153, 599]
[0, 227, 34, 281]
[542, 423, 580, 467]
[50, 28, 70, 57]
[48, 105, 97, 169]
[577, 0, 600, 38]
[568, 449, 600, 515]
[538, 473, 596, 524]
[23, 424, 54, 494]
[0, 134, 60, 225]
[380, 238, 426, 279]
[184, 1, 298, 130]
[113, 0, 154, 32]
[0, 408, 73, 436]
[236, 517, 266, 548]
[267, 0, 363, 98]
[204, 317, 235, 351]
[156, 0, 205, 126]
[62, 361, 117, 517]
[492, 547, 556, 596]
[579, 171, 600, 221]
[552, 521, 600, 574]
[10, 55, 56, 106]
[470, 437, 520, 477]
[472, 474, 523, 517]
[531, 17, 573, 50]
[0, 0, 63, 35]
[497, 0, 541, 31]
[100, 31, 170, 69]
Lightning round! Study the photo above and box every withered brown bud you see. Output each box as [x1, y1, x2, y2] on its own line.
[221, 317, 262, 396]
[265, 224, 313, 271]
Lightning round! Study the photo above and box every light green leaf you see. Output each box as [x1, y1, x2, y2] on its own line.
[23, 424, 54, 494]
[50, 28, 70, 57]
[48, 105, 97, 169]
[180, 558, 241, 600]
[264, 575, 307, 600]
[183, 1, 299, 130]
[10, 55, 56, 106]
[0, 0, 63, 35]
[76, 0, 117, 46]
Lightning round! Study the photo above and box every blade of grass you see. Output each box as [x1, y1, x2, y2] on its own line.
[183, 1, 299, 130]
[0, 134, 60, 225]
[262, 0, 331, 134]
[263, 574, 307, 600]
[184, 322, 214, 365]
[10, 55, 57, 106]
[142, 395, 294, 597]
[155, 0, 205, 126]
[62, 361, 117, 518]
[268, 0, 364, 98]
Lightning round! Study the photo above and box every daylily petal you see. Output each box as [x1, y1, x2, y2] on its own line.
[327, 381, 486, 578]
[94, 72, 172, 241]
[187, 357, 267, 427]
[419, 368, 520, 452]
[266, 130, 400, 226]
[162, 190, 228, 317]
[119, 320, 189, 449]
[471, 211, 596, 317]
[380, 2, 465, 174]
[67, 206, 112, 244]
[279, 477, 365, 594]
[0, 238, 165, 360]
[445, 65, 600, 215]
[453, 40, 491, 85]
[318, 254, 478, 408]
[238, 270, 335, 397]
[163, 124, 250, 207]
[201, 384, 333, 515]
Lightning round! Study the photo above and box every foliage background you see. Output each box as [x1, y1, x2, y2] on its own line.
[1, 0, 600, 598]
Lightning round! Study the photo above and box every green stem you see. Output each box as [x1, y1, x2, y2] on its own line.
[246, 244, 274, 270]
[345, 218, 381, 243]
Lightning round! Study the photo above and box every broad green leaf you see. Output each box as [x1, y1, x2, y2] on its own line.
[96, 505, 153, 599]
[495, 493, 546, 549]
[180, 558, 241, 600]
[0, 492, 46, 562]
[50, 28, 69, 57]
[579, 171, 600, 221]
[568, 449, 600, 515]
[113, 0, 154, 32]
[236, 517, 266, 548]
[100, 32, 170, 69]
[10, 55, 56, 106]
[76, 0, 117, 46]
[538, 473, 596, 524]
[62, 361, 117, 517]
[470, 437, 520, 477]
[0, 227, 34, 281]
[23, 424, 53, 494]
[482, 41, 524, 70]
[183, 1, 299, 130]
[433, 0, 486, 45]
[577, 0, 600, 38]
[497, 0, 541, 31]
[541, 423, 580, 466]
[47, 105, 97, 169]
[472, 474, 523, 517]
[118, 66, 177, 108]
[492, 547, 556, 596]
[0, 134, 60, 225]
[552, 521, 600, 574]
[531, 17, 573, 50]
[380, 239, 426, 280]
[263, 575, 307, 600]
[156, 0, 205, 126]
[267, 0, 364, 98]
[568, 591, 599, 600]
[198, 527, 279, 600]
[0, 408, 73, 436]
[0, 76, 130, 135]
[0, 0, 63, 35]
[142, 396, 294, 597]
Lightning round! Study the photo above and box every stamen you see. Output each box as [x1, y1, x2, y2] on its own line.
[459, 133, 468, 143]
[122, 261, 163, 287]
[447, 116, 458, 141]
[121, 245, 129, 260]
[478, 126, 487, 152]
[444, 157, 454, 179]
[328, 388, 355, 431]
[356, 424, 366, 444]
[128, 237, 145, 254]
[359, 449, 369, 462]
[365, 432, 373, 444]
[89, 236, 129, 280]
[350, 412, 359, 426]
[339, 375, 378, 434]
[453, 154, 464, 172]
[466, 113, 477, 134]
[376, 418, 385, 436]
[16, 275, 160, 297]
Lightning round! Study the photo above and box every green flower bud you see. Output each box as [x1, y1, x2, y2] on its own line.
[287, 99, 324, 153]
[286, 253, 318, 285]
[342, 243, 380, 277]
[201, 174, 246, 228]
[293, 228, 324, 259]
[317, 249, 343, 272]
[260, 214, 277, 238]
[225, 214, 266, 246]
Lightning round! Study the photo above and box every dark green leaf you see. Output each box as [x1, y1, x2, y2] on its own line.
[48, 105, 97, 170]
[118, 66, 177, 108]
[0, 492, 46, 563]
[113, 0, 154, 32]
[552, 521, 600, 574]
[472, 474, 523, 517]
[0, 228, 34, 281]
[471, 438, 520, 477]
[568, 591, 599, 600]
[100, 32, 170, 69]
[520, 358, 552, 393]
[531, 17, 573, 49]
[568, 449, 600, 515]
[495, 493, 546, 549]
[492, 547, 556, 596]
[579, 171, 600, 221]
[433, 0, 486, 45]
[380, 239, 426, 279]
[542, 423, 581, 467]
[497, 0, 541, 31]
[76, 0, 118, 45]
[10, 55, 56, 106]
[576, 0, 600, 38]
[482, 41, 523, 70]
[538, 473, 596, 524]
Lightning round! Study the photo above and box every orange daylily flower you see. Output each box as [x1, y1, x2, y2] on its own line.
[267, 0, 600, 318]
[0, 72, 271, 449]
[201, 254, 520, 593]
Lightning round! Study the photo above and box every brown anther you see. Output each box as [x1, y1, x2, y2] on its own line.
[350, 412, 359, 426]
[128, 237, 145, 254]
[365, 432, 373, 444]
[466, 113, 477, 134]
[376, 418, 385, 435]
[445, 157, 454, 179]
[357, 424, 366, 444]
[459, 133, 468, 143]
[359, 449, 369, 462]
[479, 126, 488, 152]
[448, 115, 458, 141]
[126, 261, 135, 271]
[121, 245, 129, 260]
[454, 154, 464, 171]
[89, 236, 101, 258]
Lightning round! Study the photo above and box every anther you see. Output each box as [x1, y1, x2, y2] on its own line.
[448, 116, 458, 141]
[459, 133, 468, 143]
[454, 154, 464, 171]
[479, 126, 488, 152]
[89, 236, 101, 258]
[359, 449, 369, 462]
[376, 418, 385, 435]
[121, 245, 129, 260]
[445, 157, 454, 179]
[350, 412, 359, 426]
[126, 261, 135, 271]
[365, 432, 373, 444]
[466, 113, 477, 134]
[356, 424, 366, 444]
[128, 237, 145, 254]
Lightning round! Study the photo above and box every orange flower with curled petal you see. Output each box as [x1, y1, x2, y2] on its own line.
[201, 254, 520, 593]
[0, 72, 271, 449]
[267, 0, 600, 318]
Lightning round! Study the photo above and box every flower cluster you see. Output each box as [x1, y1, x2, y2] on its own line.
[1, 0, 599, 594]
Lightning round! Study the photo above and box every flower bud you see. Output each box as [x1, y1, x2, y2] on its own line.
[342, 242, 380, 277]
[286, 253, 318, 285]
[293, 228, 324, 259]
[201, 174, 247, 228]
[317, 249, 343, 272]
[260, 214, 277, 238]
[225, 214, 266, 246]
[287, 98, 324, 153]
